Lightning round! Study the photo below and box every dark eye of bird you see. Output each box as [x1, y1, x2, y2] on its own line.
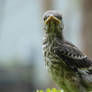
[55, 15, 62, 20]
[44, 16, 48, 21]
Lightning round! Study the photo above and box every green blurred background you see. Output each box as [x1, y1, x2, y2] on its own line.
[0, 0, 92, 92]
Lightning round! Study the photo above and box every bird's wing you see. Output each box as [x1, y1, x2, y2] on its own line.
[54, 41, 92, 69]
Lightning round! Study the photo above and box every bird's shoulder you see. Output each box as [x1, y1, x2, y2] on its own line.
[54, 40, 92, 68]
[54, 40, 85, 59]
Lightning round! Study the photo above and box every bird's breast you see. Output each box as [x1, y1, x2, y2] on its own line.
[43, 41, 66, 86]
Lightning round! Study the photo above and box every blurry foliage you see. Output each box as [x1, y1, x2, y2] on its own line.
[36, 88, 63, 92]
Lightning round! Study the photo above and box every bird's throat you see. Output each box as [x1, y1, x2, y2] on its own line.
[44, 22, 64, 43]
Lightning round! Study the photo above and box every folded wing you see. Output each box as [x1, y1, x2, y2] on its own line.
[54, 41, 92, 69]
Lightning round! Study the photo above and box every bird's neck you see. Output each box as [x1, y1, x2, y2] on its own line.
[43, 23, 64, 45]
[44, 30, 64, 44]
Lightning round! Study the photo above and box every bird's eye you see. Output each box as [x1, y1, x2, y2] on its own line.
[55, 15, 62, 20]
[44, 16, 48, 21]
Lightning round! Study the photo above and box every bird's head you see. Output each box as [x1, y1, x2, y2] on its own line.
[43, 10, 64, 35]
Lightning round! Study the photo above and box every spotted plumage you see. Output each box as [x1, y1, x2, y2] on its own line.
[42, 10, 92, 92]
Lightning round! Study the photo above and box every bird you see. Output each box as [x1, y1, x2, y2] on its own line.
[42, 10, 92, 92]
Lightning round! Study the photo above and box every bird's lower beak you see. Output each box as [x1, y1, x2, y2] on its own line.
[45, 16, 61, 24]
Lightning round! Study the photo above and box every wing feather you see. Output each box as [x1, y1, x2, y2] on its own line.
[54, 41, 92, 68]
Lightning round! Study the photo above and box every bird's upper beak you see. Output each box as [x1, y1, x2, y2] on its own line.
[45, 15, 61, 24]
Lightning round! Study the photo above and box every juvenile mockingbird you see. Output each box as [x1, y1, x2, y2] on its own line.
[42, 10, 92, 92]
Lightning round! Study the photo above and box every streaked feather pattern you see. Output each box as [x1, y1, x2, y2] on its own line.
[42, 10, 92, 92]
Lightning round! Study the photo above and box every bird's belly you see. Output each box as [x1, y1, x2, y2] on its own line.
[46, 59, 79, 92]
[46, 62, 65, 87]
[45, 55, 66, 88]
[44, 51, 75, 89]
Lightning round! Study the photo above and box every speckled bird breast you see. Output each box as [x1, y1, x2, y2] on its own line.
[43, 41, 66, 87]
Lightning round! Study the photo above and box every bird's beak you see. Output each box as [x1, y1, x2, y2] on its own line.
[45, 15, 61, 24]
